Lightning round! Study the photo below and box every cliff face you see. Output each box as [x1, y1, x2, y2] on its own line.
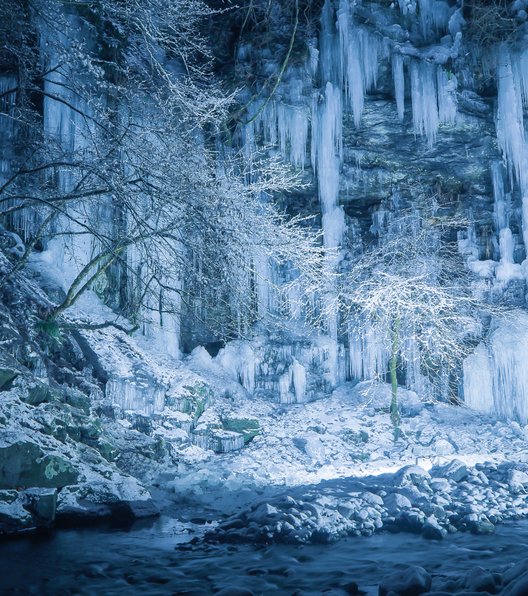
[1, 0, 528, 498]
[220, 0, 528, 414]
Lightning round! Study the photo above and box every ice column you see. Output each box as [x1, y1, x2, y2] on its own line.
[491, 161, 510, 232]
[392, 54, 405, 121]
[409, 60, 457, 147]
[495, 45, 528, 257]
[312, 82, 345, 341]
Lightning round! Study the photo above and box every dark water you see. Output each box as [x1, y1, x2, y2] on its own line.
[1, 514, 528, 595]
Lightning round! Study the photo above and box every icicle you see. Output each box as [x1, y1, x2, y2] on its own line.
[312, 83, 345, 342]
[512, 45, 528, 107]
[348, 321, 390, 381]
[495, 45, 528, 197]
[418, 0, 451, 39]
[319, 0, 339, 85]
[337, 1, 385, 127]
[216, 341, 257, 394]
[495, 227, 523, 283]
[410, 60, 439, 147]
[436, 67, 457, 125]
[106, 377, 165, 415]
[491, 161, 510, 232]
[463, 344, 494, 414]
[392, 53, 405, 121]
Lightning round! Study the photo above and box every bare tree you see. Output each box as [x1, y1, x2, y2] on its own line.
[0, 0, 326, 344]
[343, 205, 488, 428]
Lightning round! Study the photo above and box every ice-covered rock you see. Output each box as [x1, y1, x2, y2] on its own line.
[508, 469, 528, 493]
[393, 465, 431, 489]
[431, 459, 468, 483]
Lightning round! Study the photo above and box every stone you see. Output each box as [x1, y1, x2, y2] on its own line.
[0, 366, 18, 390]
[24, 383, 55, 406]
[57, 480, 159, 522]
[468, 517, 495, 535]
[379, 566, 432, 596]
[384, 492, 412, 513]
[433, 438, 456, 456]
[393, 466, 431, 489]
[64, 390, 91, 414]
[508, 469, 528, 493]
[394, 510, 425, 534]
[432, 459, 468, 483]
[0, 490, 34, 534]
[422, 517, 447, 540]
[464, 566, 498, 593]
[363, 492, 384, 506]
[0, 436, 80, 489]
[23, 488, 57, 525]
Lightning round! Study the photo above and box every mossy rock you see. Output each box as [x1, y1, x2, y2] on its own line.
[38, 455, 79, 488]
[0, 367, 18, 391]
[23, 488, 57, 524]
[0, 440, 79, 489]
[95, 439, 119, 462]
[63, 390, 91, 415]
[131, 414, 153, 436]
[222, 418, 260, 444]
[80, 419, 103, 442]
[24, 383, 56, 406]
[166, 382, 213, 422]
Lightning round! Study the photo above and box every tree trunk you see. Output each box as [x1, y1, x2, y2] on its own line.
[390, 316, 401, 427]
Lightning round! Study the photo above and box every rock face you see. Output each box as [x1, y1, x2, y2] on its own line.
[0, 255, 165, 534]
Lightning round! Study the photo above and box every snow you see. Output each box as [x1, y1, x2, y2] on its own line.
[169, 379, 528, 495]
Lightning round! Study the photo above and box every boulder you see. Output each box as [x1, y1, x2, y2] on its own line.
[0, 490, 34, 534]
[222, 418, 260, 444]
[431, 459, 468, 483]
[384, 492, 413, 513]
[379, 566, 432, 595]
[393, 466, 431, 489]
[422, 517, 447, 540]
[0, 367, 18, 390]
[56, 478, 159, 523]
[23, 488, 57, 525]
[0, 435, 80, 489]
[464, 566, 498, 593]
[508, 469, 528, 493]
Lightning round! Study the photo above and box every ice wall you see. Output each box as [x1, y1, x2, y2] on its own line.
[214, 334, 346, 403]
[463, 312, 528, 424]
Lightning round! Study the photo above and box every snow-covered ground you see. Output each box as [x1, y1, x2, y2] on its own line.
[169, 378, 528, 494]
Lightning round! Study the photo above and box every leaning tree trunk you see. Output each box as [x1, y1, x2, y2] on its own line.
[390, 316, 401, 428]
